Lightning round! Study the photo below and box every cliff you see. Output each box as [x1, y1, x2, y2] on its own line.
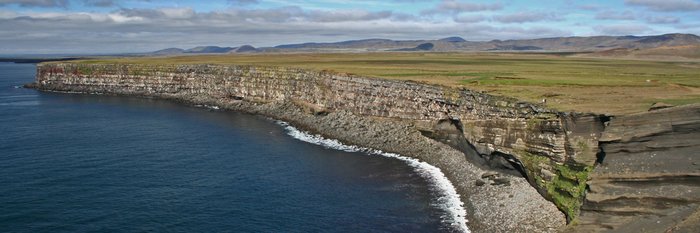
[32, 63, 699, 231]
[574, 104, 700, 232]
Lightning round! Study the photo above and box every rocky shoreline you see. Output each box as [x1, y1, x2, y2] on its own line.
[129, 93, 568, 232]
[30, 84, 567, 231]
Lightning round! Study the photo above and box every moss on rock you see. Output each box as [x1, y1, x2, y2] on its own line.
[517, 150, 592, 223]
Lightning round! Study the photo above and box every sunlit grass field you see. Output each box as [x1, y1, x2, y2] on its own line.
[73, 52, 700, 115]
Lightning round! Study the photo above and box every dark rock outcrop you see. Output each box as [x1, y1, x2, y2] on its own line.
[439, 37, 467, 43]
[185, 46, 235, 53]
[414, 43, 435, 51]
[393, 43, 434, 51]
[575, 104, 700, 232]
[231, 45, 259, 53]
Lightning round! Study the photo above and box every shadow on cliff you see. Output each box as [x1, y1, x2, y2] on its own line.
[420, 118, 528, 178]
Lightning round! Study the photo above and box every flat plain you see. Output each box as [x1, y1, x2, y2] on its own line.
[74, 52, 700, 115]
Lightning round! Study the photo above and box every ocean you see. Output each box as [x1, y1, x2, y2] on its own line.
[0, 62, 467, 232]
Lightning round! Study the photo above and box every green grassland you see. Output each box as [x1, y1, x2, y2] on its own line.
[73, 52, 700, 115]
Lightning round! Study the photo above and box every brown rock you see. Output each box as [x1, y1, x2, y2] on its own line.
[481, 171, 499, 179]
[541, 168, 556, 182]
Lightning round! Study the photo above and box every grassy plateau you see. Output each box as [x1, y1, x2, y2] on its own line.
[72, 52, 700, 115]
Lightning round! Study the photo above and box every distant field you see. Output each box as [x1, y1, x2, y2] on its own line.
[72, 53, 700, 115]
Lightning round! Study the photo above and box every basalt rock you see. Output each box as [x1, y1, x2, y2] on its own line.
[575, 104, 700, 232]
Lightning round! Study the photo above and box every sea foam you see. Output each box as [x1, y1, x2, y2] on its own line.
[194, 104, 221, 110]
[277, 121, 470, 233]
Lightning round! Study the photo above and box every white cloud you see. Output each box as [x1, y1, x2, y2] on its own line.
[453, 14, 486, 23]
[646, 15, 681, 24]
[421, 0, 502, 15]
[595, 10, 636, 20]
[493, 12, 562, 23]
[625, 0, 700, 12]
[0, 0, 67, 8]
[0, 7, 575, 54]
[83, 0, 115, 7]
[159, 8, 196, 19]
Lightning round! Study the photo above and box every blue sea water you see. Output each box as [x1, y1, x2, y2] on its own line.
[0, 63, 464, 232]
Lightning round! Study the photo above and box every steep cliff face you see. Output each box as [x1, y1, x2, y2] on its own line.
[35, 63, 604, 222]
[575, 104, 700, 232]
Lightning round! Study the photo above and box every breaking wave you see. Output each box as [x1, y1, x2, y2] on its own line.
[194, 104, 221, 110]
[277, 121, 470, 233]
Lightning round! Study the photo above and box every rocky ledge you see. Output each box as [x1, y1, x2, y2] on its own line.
[574, 104, 700, 232]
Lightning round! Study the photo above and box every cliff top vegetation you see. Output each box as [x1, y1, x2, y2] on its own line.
[69, 52, 700, 115]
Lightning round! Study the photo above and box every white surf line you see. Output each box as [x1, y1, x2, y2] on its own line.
[194, 104, 221, 110]
[43, 90, 105, 95]
[277, 121, 470, 233]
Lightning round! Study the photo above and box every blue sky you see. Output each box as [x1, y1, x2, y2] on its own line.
[1, 0, 699, 54]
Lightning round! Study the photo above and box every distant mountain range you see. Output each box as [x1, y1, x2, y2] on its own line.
[148, 33, 700, 57]
[151, 45, 261, 55]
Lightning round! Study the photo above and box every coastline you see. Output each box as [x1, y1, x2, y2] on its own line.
[30, 85, 568, 231]
[29, 62, 575, 232]
[99, 92, 567, 232]
[26, 59, 700, 232]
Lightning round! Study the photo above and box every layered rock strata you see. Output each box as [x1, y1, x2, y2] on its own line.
[33, 63, 612, 231]
[574, 104, 700, 232]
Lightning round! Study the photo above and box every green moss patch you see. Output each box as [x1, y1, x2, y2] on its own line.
[517, 150, 592, 223]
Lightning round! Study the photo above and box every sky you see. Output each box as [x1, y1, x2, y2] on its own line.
[1, 0, 699, 54]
